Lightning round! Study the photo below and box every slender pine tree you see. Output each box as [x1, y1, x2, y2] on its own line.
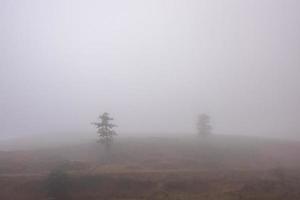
[92, 112, 117, 152]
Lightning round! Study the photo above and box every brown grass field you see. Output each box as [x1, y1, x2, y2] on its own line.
[1, 135, 300, 200]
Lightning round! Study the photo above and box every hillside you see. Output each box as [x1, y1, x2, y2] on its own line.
[1, 135, 300, 199]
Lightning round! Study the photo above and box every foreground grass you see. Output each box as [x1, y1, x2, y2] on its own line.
[1, 136, 300, 199]
[1, 168, 300, 200]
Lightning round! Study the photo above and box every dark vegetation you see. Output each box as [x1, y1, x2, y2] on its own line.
[45, 168, 71, 200]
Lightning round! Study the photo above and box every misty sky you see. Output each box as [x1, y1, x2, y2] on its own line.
[1, 0, 300, 139]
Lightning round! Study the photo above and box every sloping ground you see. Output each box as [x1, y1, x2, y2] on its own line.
[0, 151, 68, 174]
[1, 135, 300, 199]
[53, 135, 300, 170]
[1, 135, 300, 173]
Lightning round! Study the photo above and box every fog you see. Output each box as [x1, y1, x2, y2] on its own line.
[1, 0, 300, 140]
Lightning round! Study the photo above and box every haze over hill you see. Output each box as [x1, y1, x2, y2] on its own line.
[2, 1, 300, 199]
[1, 0, 300, 140]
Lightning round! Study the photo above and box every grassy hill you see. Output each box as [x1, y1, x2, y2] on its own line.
[1, 135, 300, 199]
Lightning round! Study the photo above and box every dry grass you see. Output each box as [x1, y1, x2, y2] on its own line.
[1, 136, 300, 199]
[1, 169, 300, 200]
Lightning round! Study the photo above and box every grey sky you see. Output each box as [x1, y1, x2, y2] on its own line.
[1, 0, 300, 138]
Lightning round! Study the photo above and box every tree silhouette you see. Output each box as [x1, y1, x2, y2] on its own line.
[197, 113, 212, 137]
[92, 112, 117, 152]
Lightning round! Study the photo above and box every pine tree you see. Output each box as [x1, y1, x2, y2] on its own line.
[92, 112, 117, 151]
[197, 114, 212, 137]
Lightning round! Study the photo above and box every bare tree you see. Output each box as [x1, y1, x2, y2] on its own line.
[197, 113, 212, 137]
[92, 112, 117, 152]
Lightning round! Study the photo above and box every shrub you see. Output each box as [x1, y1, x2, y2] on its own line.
[45, 168, 71, 200]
